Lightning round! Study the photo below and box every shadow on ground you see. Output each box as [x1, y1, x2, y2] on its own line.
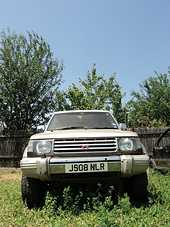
[45, 183, 165, 214]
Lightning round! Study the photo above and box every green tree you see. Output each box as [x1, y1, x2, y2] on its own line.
[55, 66, 124, 122]
[0, 31, 63, 132]
[127, 72, 170, 127]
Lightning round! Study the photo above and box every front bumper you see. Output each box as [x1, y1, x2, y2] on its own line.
[20, 154, 149, 181]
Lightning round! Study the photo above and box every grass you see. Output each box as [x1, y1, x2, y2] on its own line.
[0, 169, 170, 227]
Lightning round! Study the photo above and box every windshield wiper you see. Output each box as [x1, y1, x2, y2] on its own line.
[48, 126, 118, 131]
[93, 127, 118, 129]
[57, 126, 87, 130]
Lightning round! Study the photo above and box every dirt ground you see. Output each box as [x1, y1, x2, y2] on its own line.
[0, 168, 21, 181]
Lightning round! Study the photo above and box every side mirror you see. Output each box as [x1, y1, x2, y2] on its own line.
[119, 123, 127, 130]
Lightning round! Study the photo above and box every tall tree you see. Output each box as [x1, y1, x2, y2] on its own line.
[127, 72, 170, 127]
[0, 31, 63, 132]
[55, 66, 124, 122]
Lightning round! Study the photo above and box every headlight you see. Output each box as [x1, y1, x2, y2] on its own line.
[27, 140, 53, 155]
[36, 141, 52, 154]
[118, 138, 144, 152]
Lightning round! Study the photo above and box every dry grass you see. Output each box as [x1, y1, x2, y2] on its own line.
[0, 168, 21, 181]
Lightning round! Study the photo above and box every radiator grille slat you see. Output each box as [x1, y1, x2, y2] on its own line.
[53, 137, 117, 153]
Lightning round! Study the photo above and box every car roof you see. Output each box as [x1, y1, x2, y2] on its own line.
[52, 110, 111, 114]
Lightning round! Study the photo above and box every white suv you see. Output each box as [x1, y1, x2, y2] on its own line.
[20, 110, 149, 208]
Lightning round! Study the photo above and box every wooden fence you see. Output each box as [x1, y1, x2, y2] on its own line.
[0, 133, 31, 167]
[0, 128, 169, 167]
[135, 128, 170, 155]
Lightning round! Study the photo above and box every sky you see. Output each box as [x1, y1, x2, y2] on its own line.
[0, 0, 170, 101]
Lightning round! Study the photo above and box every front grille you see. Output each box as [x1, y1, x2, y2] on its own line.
[53, 137, 117, 153]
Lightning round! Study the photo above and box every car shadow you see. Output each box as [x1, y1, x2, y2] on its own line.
[46, 183, 165, 213]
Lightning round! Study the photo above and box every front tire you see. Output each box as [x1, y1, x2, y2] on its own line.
[125, 173, 148, 203]
[21, 176, 47, 209]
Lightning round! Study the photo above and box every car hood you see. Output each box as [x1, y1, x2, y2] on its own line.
[31, 129, 138, 140]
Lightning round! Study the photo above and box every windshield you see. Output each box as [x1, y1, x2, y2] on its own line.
[46, 112, 118, 131]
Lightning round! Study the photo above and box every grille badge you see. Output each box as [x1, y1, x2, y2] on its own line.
[81, 144, 89, 150]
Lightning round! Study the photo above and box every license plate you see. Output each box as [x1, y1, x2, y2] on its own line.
[65, 162, 108, 173]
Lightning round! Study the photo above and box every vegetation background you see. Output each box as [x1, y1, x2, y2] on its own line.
[0, 31, 169, 134]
